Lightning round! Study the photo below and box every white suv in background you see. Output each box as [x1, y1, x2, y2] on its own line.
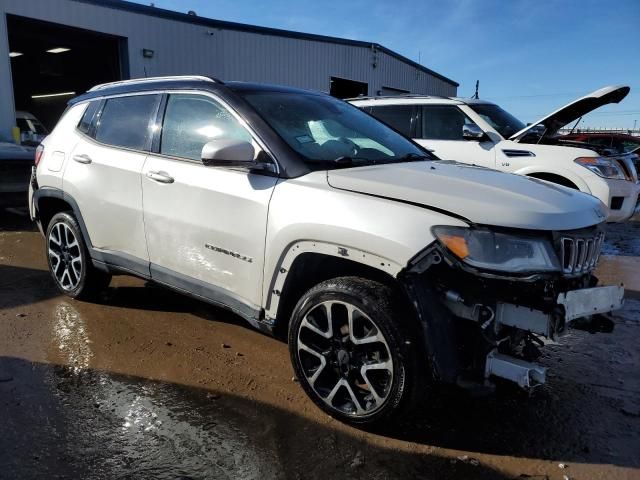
[29, 76, 623, 425]
[350, 86, 640, 222]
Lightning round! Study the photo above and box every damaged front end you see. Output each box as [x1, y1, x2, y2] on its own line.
[401, 225, 624, 392]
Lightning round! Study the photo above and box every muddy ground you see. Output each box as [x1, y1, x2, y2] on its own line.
[0, 207, 639, 480]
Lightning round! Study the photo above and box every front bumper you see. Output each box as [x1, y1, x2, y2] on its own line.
[402, 244, 624, 390]
[596, 177, 640, 222]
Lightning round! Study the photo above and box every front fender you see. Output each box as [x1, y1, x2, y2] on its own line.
[262, 174, 468, 319]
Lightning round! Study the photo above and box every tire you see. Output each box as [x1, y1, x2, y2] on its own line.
[288, 276, 421, 425]
[45, 211, 111, 299]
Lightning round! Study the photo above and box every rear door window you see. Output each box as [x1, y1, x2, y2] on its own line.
[160, 93, 252, 161]
[367, 105, 414, 137]
[95, 94, 160, 150]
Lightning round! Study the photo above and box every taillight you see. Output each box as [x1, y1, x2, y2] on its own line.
[34, 144, 44, 167]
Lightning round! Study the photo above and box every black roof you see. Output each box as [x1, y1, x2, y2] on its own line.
[72, 0, 458, 87]
[68, 77, 326, 105]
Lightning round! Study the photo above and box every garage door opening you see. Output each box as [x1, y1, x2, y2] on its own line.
[7, 14, 126, 138]
[330, 76, 368, 99]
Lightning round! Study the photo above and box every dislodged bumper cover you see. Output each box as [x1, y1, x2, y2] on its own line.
[558, 285, 625, 321]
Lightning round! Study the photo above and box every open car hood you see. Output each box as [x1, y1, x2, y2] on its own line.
[327, 161, 607, 231]
[509, 85, 630, 142]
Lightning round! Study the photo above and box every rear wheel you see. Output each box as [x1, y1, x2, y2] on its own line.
[288, 276, 420, 425]
[46, 212, 111, 299]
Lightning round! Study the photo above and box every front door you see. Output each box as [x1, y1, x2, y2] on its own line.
[141, 92, 278, 316]
[416, 105, 495, 167]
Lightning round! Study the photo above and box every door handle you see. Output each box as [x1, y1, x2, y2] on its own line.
[73, 154, 92, 164]
[146, 171, 174, 184]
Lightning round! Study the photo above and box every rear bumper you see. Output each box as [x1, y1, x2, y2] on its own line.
[28, 167, 42, 233]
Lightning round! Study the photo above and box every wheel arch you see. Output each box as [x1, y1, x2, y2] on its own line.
[266, 241, 405, 337]
[34, 188, 93, 249]
[514, 166, 590, 192]
[526, 172, 580, 190]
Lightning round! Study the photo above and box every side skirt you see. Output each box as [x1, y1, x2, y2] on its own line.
[92, 251, 271, 335]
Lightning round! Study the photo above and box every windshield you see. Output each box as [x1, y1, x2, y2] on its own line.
[240, 91, 432, 168]
[468, 104, 526, 139]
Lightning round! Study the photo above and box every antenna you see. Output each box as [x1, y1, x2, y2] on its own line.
[473, 80, 479, 99]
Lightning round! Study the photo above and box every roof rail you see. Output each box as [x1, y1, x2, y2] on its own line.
[88, 75, 220, 92]
[344, 93, 452, 101]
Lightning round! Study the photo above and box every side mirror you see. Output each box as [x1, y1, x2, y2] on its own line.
[462, 124, 486, 141]
[201, 139, 255, 167]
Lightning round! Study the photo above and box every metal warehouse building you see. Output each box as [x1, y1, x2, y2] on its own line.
[0, 0, 458, 139]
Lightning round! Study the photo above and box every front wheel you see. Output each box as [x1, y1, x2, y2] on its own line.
[288, 276, 421, 425]
[45, 212, 111, 299]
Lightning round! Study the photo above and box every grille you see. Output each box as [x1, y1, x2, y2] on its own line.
[560, 232, 604, 275]
[614, 155, 639, 183]
[632, 157, 640, 182]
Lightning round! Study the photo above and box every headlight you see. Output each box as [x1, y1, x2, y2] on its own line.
[575, 157, 626, 180]
[432, 226, 561, 273]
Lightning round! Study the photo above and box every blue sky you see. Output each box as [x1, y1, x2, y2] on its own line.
[132, 0, 640, 129]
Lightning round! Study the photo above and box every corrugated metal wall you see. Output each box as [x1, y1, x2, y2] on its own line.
[0, 0, 457, 137]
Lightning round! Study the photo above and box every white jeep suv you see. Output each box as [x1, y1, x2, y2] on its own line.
[350, 86, 640, 222]
[29, 76, 624, 425]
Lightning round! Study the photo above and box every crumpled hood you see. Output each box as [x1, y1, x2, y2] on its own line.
[327, 161, 607, 231]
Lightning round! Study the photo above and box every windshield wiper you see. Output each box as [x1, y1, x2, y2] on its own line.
[331, 153, 431, 168]
[393, 153, 432, 163]
[333, 156, 378, 166]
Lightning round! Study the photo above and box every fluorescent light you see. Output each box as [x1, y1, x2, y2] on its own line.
[47, 47, 71, 54]
[9, 52, 23, 58]
[31, 91, 76, 99]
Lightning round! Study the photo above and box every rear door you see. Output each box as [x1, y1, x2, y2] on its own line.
[416, 105, 495, 167]
[141, 92, 278, 315]
[63, 93, 161, 272]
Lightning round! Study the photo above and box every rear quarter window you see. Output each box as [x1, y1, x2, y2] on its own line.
[94, 94, 160, 150]
[77, 101, 101, 136]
